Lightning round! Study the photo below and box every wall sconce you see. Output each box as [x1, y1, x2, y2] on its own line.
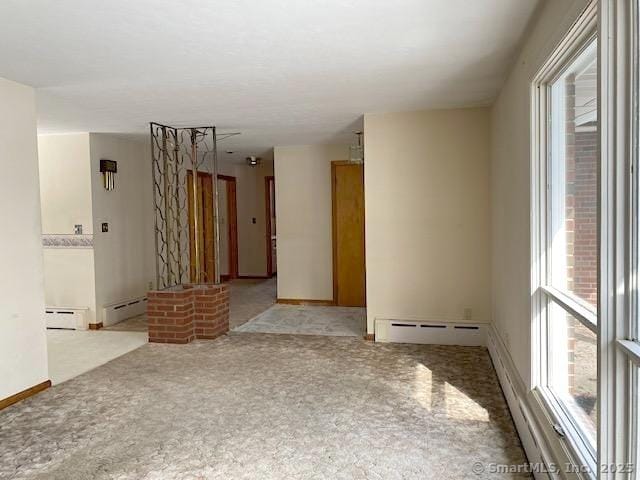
[349, 131, 364, 164]
[100, 159, 117, 191]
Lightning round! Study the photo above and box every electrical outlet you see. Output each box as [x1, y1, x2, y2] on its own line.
[463, 308, 472, 321]
[147, 281, 154, 290]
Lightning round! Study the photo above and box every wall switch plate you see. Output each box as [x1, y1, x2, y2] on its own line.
[101, 222, 109, 232]
[463, 308, 473, 321]
[74, 224, 83, 235]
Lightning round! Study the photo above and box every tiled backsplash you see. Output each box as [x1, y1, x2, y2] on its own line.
[42, 234, 94, 249]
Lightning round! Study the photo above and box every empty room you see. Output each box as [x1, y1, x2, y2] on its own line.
[1, 1, 639, 479]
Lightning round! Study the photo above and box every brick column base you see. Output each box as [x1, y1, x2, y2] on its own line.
[147, 283, 229, 344]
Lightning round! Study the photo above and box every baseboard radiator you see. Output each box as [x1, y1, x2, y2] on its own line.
[374, 318, 488, 346]
[102, 296, 147, 327]
[46, 307, 89, 330]
[487, 326, 560, 480]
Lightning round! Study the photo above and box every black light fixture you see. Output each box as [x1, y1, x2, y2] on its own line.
[100, 159, 118, 191]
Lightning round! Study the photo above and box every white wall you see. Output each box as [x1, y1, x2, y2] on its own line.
[274, 144, 350, 300]
[490, 0, 589, 386]
[38, 134, 92, 234]
[38, 133, 98, 322]
[90, 133, 154, 323]
[42, 249, 97, 315]
[0, 77, 49, 399]
[364, 108, 491, 334]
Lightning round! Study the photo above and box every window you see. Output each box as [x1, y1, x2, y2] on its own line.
[546, 40, 598, 452]
[547, 304, 597, 445]
[535, 0, 640, 476]
[631, 1, 640, 476]
[548, 41, 598, 313]
[532, 6, 598, 470]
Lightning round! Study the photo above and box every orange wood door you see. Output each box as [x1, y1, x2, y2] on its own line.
[332, 162, 366, 307]
[218, 175, 239, 279]
[187, 171, 215, 283]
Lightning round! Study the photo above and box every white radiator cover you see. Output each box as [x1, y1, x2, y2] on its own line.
[374, 318, 488, 346]
[46, 307, 89, 330]
[102, 296, 147, 327]
[487, 326, 557, 480]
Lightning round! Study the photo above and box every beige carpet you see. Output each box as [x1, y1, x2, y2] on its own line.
[0, 333, 529, 479]
[227, 277, 277, 329]
[235, 304, 364, 336]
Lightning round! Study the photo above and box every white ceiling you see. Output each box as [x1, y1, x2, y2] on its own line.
[0, 0, 538, 159]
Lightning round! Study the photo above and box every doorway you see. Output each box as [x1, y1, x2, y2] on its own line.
[265, 176, 277, 277]
[187, 170, 216, 283]
[217, 174, 239, 281]
[332, 161, 366, 307]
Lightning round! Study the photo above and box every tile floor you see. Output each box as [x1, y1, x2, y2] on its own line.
[46, 329, 147, 384]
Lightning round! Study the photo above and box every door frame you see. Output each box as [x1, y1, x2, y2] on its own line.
[265, 175, 276, 277]
[217, 174, 239, 280]
[187, 170, 216, 283]
[331, 161, 366, 306]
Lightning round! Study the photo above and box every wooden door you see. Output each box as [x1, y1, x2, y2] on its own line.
[187, 171, 215, 283]
[217, 174, 238, 280]
[332, 162, 366, 306]
[265, 176, 276, 276]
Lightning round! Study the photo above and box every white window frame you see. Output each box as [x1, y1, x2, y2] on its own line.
[600, 0, 639, 478]
[531, 1, 640, 477]
[531, 1, 599, 474]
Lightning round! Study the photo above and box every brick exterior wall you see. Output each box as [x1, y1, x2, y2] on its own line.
[147, 284, 229, 344]
[564, 75, 598, 393]
[565, 75, 598, 308]
[571, 130, 598, 306]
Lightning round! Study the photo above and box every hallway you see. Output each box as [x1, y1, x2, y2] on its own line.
[0, 334, 528, 480]
[228, 277, 277, 329]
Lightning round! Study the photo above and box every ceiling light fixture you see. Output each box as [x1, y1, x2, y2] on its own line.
[246, 156, 261, 167]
